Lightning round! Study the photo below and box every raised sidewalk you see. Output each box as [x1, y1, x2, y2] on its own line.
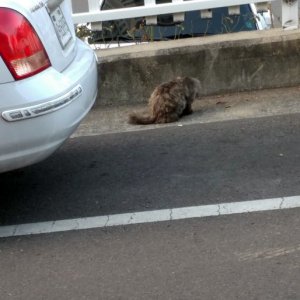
[73, 85, 300, 137]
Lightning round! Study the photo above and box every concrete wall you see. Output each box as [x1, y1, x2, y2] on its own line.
[95, 29, 300, 106]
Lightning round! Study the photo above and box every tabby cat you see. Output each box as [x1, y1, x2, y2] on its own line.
[128, 77, 201, 125]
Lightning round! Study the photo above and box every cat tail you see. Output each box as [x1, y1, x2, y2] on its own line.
[128, 112, 156, 125]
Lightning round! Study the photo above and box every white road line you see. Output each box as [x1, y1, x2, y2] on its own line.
[1, 195, 300, 238]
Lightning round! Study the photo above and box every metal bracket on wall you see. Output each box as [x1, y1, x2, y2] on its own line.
[200, 9, 212, 19]
[228, 5, 240, 15]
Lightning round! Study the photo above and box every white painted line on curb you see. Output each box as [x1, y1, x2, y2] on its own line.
[1, 196, 300, 238]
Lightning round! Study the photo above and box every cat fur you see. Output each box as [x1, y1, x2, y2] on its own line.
[128, 77, 201, 125]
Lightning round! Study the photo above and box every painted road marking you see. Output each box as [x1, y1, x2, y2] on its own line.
[1, 196, 300, 238]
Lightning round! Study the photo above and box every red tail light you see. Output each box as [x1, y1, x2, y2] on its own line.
[0, 8, 51, 80]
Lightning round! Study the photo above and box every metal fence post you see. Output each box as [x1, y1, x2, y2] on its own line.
[282, 0, 299, 29]
[271, 0, 299, 29]
[173, 0, 185, 23]
[145, 0, 157, 25]
[88, 0, 102, 30]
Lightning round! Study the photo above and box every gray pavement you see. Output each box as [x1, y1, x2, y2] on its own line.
[1, 209, 300, 299]
[1, 85, 300, 299]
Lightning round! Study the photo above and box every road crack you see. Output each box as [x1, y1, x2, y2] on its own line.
[217, 204, 221, 215]
[279, 197, 284, 209]
[104, 215, 110, 227]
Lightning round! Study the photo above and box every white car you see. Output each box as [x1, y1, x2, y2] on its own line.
[0, 0, 98, 173]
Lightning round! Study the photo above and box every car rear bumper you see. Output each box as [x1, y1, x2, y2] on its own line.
[0, 39, 98, 173]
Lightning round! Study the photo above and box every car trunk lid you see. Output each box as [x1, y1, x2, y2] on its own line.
[22, 0, 77, 73]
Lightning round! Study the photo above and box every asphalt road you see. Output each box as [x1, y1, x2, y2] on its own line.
[1, 112, 300, 299]
[1, 113, 300, 225]
[1, 209, 300, 300]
